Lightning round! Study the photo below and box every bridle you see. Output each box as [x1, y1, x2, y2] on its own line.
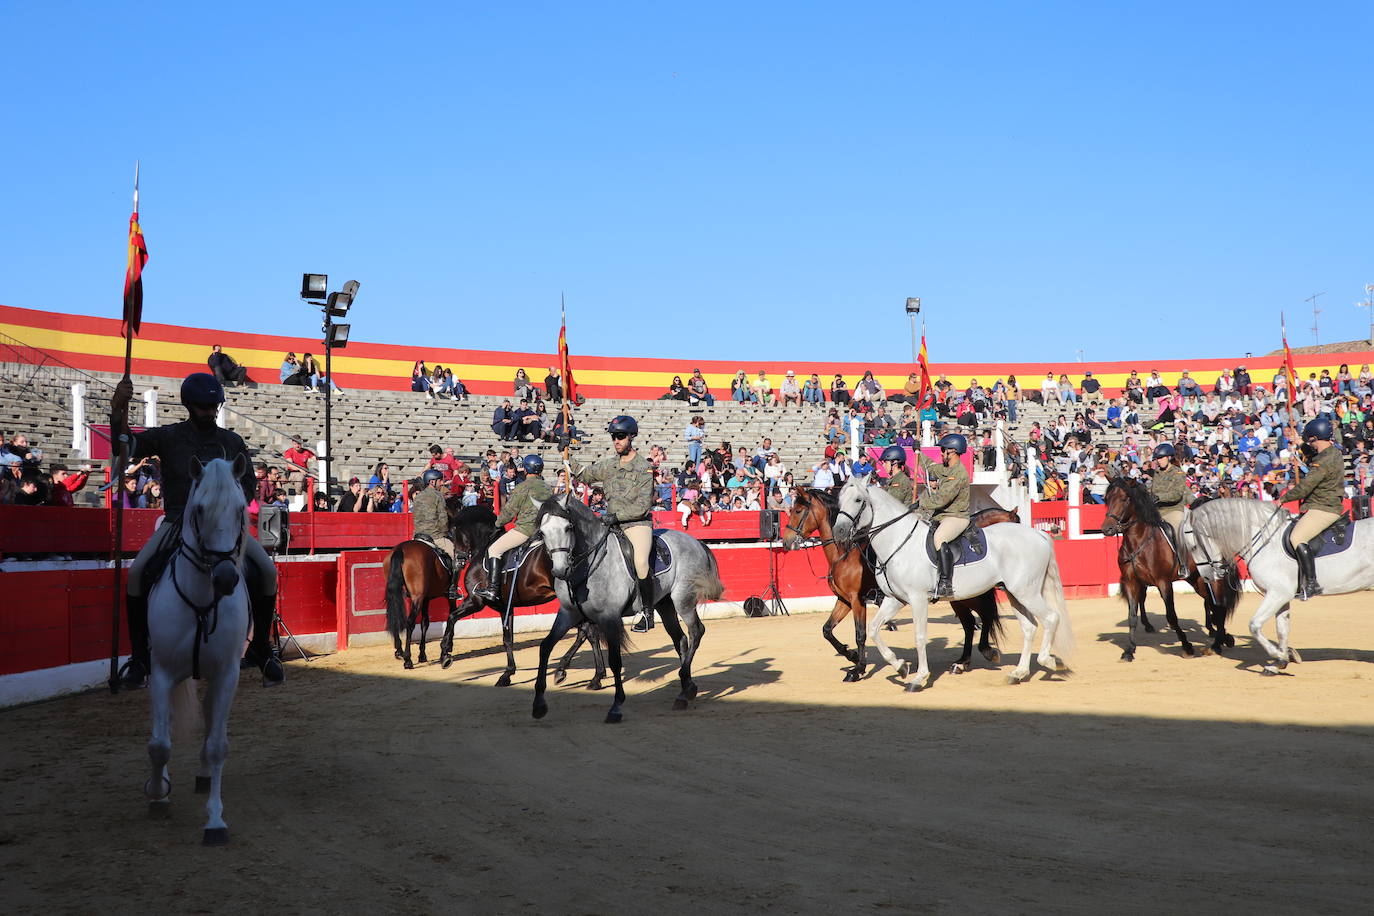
[834, 485, 923, 575]
[170, 496, 246, 680]
[783, 495, 835, 547]
[543, 513, 613, 576]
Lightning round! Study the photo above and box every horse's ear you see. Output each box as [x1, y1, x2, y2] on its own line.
[188, 456, 205, 482]
[232, 453, 250, 480]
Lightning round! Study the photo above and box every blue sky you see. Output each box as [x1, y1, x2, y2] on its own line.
[2, 1, 1370, 365]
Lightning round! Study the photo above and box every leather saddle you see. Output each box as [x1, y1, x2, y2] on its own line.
[609, 527, 674, 579]
[500, 537, 542, 575]
[413, 534, 455, 575]
[1280, 514, 1354, 561]
[924, 523, 988, 568]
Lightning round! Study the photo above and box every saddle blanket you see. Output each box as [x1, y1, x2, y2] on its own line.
[502, 538, 541, 574]
[1281, 516, 1354, 561]
[924, 524, 988, 568]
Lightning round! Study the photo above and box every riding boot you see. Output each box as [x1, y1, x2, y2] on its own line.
[242, 592, 286, 685]
[1170, 529, 1187, 579]
[935, 544, 956, 599]
[473, 556, 501, 603]
[1295, 544, 1322, 601]
[118, 593, 150, 689]
[632, 574, 656, 633]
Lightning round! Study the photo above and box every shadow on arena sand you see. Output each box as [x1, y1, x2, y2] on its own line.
[3, 597, 1373, 916]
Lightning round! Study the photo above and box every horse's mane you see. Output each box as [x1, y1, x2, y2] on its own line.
[800, 487, 839, 522]
[1107, 477, 1162, 526]
[1191, 497, 1288, 563]
[450, 503, 498, 552]
[536, 493, 607, 545]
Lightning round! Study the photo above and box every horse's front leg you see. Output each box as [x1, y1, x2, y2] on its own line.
[904, 598, 932, 692]
[145, 670, 173, 819]
[532, 608, 577, 719]
[588, 626, 607, 690]
[198, 666, 238, 846]
[975, 592, 1001, 665]
[865, 595, 905, 677]
[1158, 580, 1195, 657]
[820, 598, 854, 662]
[554, 623, 590, 685]
[497, 602, 517, 687]
[1248, 593, 1292, 672]
[604, 623, 627, 724]
[848, 594, 869, 681]
[1274, 604, 1302, 667]
[1120, 576, 1144, 662]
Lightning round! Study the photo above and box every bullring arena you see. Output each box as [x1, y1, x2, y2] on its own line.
[2, 306, 1373, 913]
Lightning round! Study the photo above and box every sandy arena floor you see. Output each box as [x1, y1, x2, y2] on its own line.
[3, 592, 1373, 915]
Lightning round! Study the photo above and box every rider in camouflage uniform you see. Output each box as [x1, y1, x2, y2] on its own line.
[1279, 417, 1345, 600]
[412, 469, 458, 596]
[915, 433, 971, 600]
[474, 454, 552, 602]
[111, 373, 284, 688]
[569, 415, 657, 632]
[879, 445, 915, 506]
[1145, 443, 1190, 578]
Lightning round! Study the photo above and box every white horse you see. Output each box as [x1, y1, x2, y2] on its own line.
[144, 456, 251, 845]
[832, 475, 1075, 690]
[1188, 497, 1373, 674]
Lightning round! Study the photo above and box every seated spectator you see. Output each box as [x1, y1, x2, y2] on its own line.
[514, 368, 537, 401]
[117, 474, 143, 508]
[312, 492, 330, 511]
[491, 400, 516, 440]
[1084, 408, 1105, 431]
[830, 374, 850, 405]
[4, 433, 42, 474]
[1042, 471, 1067, 500]
[266, 488, 289, 509]
[687, 369, 714, 406]
[802, 372, 825, 405]
[888, 371, 921, 405]
[661, 376, 690, 401]
[1176, 370, 1201, 401]
[279, 352, 309, 387]
[47, 463, 90, 507]
[1080, 371, 1101, 400]
[1105, 398, 1123, 428]
[412, 359, 432, 395]
[544, 367, 563, 403]
[854, 370, 885, 406]
[824, 408, 847, 445]
[431, 365, 448, 395]
[751, 370, 774, 407]
[283, 434, 315, 483]
[779, 371, 802, 406]
[1145, 370, 1169, 404]
[207, 344, 248, 387]
[868, 405, 896, 441]
[369, 461, 395, 495]
[1057, 373, 1078, 405]
[1235, 364, 1254, 396]
[444, 368, 468, 401]
[1040, 372, 1059, 405]
[965, 378, 989, 415]
[511, 398, 542, 441]
[1124, 369, 1144, 404]
[1215, 369, 1236, 397]
[1357, 364, 1373, 398]
[730, 370, 756, 404]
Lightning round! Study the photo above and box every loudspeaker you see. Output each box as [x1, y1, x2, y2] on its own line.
[759, 508, 779, 541]
[258, 505, 290, 552]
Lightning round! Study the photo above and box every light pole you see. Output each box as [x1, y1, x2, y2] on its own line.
[905, 297, 921, 362]
[300, 274, 357, 502]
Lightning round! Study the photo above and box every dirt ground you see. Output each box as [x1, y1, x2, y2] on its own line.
[3, 592, 1373, 915]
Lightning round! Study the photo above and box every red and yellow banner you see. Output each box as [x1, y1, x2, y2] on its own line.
[122, 211, 148, 336]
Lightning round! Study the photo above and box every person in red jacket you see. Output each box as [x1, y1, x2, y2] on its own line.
[47, 464, 90, 507]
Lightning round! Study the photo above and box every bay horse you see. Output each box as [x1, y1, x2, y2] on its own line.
[1100, 478, 1239, 661]
[781, 487, 1010, 681]
[144, 457, 251, 845]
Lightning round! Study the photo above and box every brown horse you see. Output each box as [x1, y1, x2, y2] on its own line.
[782, 487, 1012, 681]
[1101, 477, 1239, 661]
[383, 539, 456, 669]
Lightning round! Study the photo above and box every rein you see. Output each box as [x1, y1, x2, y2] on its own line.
[836, 492, 922, 576]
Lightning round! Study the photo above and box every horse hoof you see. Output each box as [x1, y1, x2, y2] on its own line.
[147, 801, 170, 819]
[1006, 671, 1029, 685]
[672, 698, 689, 711]
[949, 663, 967, 675]
[904, 680, 927, 693]
[1181, 644, 1196, 657]
[403, 660, 414, 670]
[418, 655, 428, 665]
[981, 648, 1001, 664]
[1288, 648, 1303, 664]
[553, 670, 567, 685]
[587, 679, 605, 691]
[532, 701, 548, 719]
[898, 662, 911, 679]
[685, 684, 698, 700]
[604, 710, 623, 724]
[394, 651, 404, 660]
[1141, 622, 1156, 634]
[194, 776, 211, 794]
[842, 669, 859, 682]
[495, 673, 513, 687]
[1120, 650, 1135, 662]
[440, 655, 454, 670]
[1262, 664, 1281, 677]
[202, 827, 229, 847]
[1224, 635, 1236, 648]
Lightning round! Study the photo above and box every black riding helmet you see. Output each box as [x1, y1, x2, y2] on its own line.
[421, 468, 445, 485]
[937, 433, 967, 455]
[880, 445, 907, 464]
[1303, 417, 1334, 441]
[607, 415, 638, 437]
[180, 372, 225, 407]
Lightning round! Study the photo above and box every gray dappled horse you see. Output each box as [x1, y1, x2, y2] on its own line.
[832, 475, 1075, 691]
[531, 494, 724, 723]
[1188, 497, 1374, 674]
[144, 457, 251, 845]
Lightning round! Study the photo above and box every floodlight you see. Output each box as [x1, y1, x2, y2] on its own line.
[905, 297, 921, 314]
[301, 273, 328, 300]
[325, 323, 350, 349]
[326, 290, 352, 318]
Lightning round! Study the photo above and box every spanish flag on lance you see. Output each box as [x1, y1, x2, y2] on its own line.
[558, 294, 578, 403]
[122, 207, 148, 337]
[916, 331, 935, 408]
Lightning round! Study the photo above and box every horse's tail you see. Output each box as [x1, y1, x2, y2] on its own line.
[170, 679, 202, 744]
[692, 545, 726, 606]
[384, 545, 409, 641]
[1041, 543, 1076, 661]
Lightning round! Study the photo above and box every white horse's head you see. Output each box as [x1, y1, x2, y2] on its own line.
[185, 455, 249, 597]
[537, 493, 576, 580]
[832, 474, 874, 545]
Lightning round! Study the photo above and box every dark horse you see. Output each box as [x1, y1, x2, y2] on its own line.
[1100, 477, 1240, 661]
[383, 497, 478, 668]
[781, 487, 1012, 681]
[432, 505, 608, 687]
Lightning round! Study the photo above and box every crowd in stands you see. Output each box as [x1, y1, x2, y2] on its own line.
[0, 432, 91, 507]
